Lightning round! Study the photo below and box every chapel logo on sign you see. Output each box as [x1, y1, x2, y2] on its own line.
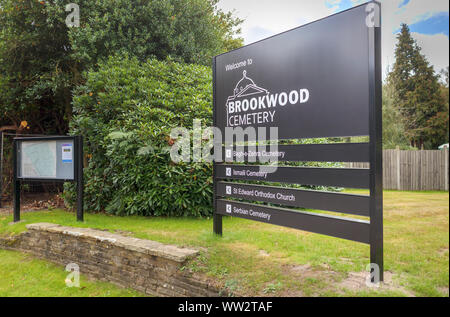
[226, 70, 310, 127]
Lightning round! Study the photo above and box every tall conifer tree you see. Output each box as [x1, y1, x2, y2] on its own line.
[388, 24, 448, 149]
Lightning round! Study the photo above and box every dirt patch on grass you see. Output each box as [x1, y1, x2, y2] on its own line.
[278, 289, 304, 297]
[438, 247, 449, 256]
[289, 264, 312, 274]
[337, 271, 415, 297]
[437, 286, 449, 296]
[281, 264, 416, 297]
[280, 263, 340, 296]
[289, 263, 339, 281]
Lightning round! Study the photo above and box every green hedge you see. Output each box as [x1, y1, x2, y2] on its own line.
[65, 56, 213, 217]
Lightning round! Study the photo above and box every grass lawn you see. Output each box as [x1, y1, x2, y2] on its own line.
[0, 249, 143, 297]
[0, 190, 448, 297]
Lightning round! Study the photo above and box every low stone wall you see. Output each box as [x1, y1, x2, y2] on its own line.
[0, 223, 220, 297]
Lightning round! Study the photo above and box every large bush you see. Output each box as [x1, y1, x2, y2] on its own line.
[66, 56, 213, 217]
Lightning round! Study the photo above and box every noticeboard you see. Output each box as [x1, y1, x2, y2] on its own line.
[13, 135, 84, 222]
[17, 139, 75, 181]
[213, 2, 383, 281]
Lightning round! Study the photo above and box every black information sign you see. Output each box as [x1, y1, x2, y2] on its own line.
[213, 3, 383, 281]
[13, 136, 84, 222]
[214, 7, 372, 139]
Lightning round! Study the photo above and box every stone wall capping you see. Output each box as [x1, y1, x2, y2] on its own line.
[25, 223, 198, 263]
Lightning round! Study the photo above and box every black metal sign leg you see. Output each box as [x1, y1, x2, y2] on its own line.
[76, 136, 84, 222]
[368, 4, 384, 282]
[13, 180, 20, 222]
[213, 214, 222, 236]
[12, 139, 21, 222]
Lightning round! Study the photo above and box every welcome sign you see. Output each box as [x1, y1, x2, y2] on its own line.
[213, 3, 384, 282]
[214, 5, 372, 140]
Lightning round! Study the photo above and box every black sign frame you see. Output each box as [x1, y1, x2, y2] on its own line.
[13, 135, 84, 222]
[213, 3, 383, 281]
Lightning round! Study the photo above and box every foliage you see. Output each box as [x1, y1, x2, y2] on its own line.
[0, 0, 243, 134]
[67, 0, 243, 67]
[65, 56, 214, 217]
[388, 24, 448, 149]
[435, 66, 450, 146]
[0, 0, 75, 134]
[382, 83, 413, 149]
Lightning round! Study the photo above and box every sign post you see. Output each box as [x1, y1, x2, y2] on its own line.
[368, 7, 384, 281]
[75, 135, 84, 222]
[13, 137, 20, 222]
[13, 135, 84, 222]
[212, 3, 383, 281]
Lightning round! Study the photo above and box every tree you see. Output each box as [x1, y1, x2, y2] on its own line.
[382, 82, 411, 149]
[0, 0, 243, 135]
[388, 24, 448, 149]
[66, 0, 243, 67]
[0, 0, 74, 134]
[433, 66, 450, 146]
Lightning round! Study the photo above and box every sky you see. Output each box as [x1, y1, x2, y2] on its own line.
[217, 0, 449, 80]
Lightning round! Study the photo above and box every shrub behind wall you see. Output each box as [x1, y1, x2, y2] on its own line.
[65, 56, 213, 217]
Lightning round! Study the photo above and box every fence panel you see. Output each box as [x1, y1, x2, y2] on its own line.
[347, 149, 449, 191]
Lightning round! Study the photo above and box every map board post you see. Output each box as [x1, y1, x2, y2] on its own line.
[0, 131, 3, 208]
[212, 3, 383, 281]
[13, 135, 84, 222]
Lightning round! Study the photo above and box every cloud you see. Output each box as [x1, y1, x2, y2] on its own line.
[217, 0, 449, 79]
[380, 0, 449, 78]
[412, 32, 449, 73]
[246, 26, 273, 44]
[217, 0, 338, 44]
[382, 0, 449, 31]
[325, 0, 342, 11]
[409, 12, 449, 36]
[398, 0, 410, 9]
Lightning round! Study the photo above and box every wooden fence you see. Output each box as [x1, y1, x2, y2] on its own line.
[346, 149, 449, 191]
